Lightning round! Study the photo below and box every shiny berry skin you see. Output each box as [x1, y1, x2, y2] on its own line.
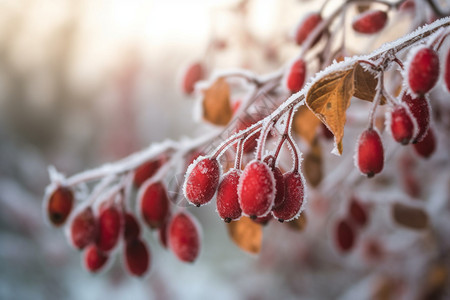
[124, 238, 150, 277]
[286, 59, 306, 93]
[295, 13, 322, 45]
[349, 198, 368, 227]
[84, 245, 108, 273]
[183, 156, 221, 207]
[352, 10, 388, 34]
[46, 186, 74, 226]
[133, 160, 161, 188]
[335, 219, 355, 253]
[389, 104, 415, 145]
[272, 171, 305, 222]
[70, 207, 97, 250]
[238, 160, 275, 218]
[407, 47, 440, 95]
[413, 128, 436, 159]
[216, 169, 242, 223]
[96, 204, 122, 252]
[168, 212, 201, 263]
[401, 93, 430, 143]
[445, 50, 450, 92]
[182, 62, 204, 95]
[123, 213, 141, 242]
[355, 128, 384, 178]
[140, 182, 170, 229]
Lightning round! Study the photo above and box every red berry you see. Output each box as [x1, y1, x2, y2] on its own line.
[295, 13, 322, 45]
[238, 160, 275, 218]
[183, 156, 221, 207]
[272, 171, 305, 222]
[445, 50, 450, 92]
[352, 10, 388, 34]
[216, 169, 242, 223]
[262, 155, 284, 209]
[355, 128, 384, 178]
[286, 59, 306, 93]
[46, 186, 74, 226]
[413, 128, 436, 158]
[182, 62, 204, 95]
[389, 104, 416, 145]
[168, 212, 201, 263]
[399, 0, 415, 11]
[83, 245, 108, 273]
[335, 219, 355, 253]
[133, 159, 161, 188]
[70, 207, 97, 250]
[123, 213, 141, 242]
[97, 204, 122, 252]
[401, 93, 430, 143]
[349, 198, 368, 227]
[124, 238, 151, 277]
[407, 47, 440, 95]
[140, 181, 170, 229]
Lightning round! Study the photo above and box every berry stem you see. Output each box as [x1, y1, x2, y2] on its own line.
[234, 139, 244, 170]
[368, 71, 384, 130]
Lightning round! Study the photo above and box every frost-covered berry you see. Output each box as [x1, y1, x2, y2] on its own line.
[123, 213, 141, 242]
[97, 204, 122, 252]
[83, 245, 108, 273]
[389, 104, 416, 145]
[407, 46, 440, 95]
[286, 59, 306, 93]
[168, 212, 201, 263]
[349, 198, 368, 227]
[133, 159, 161, 188]
[401, 93, 430, 143]
[70, 207, 97, 250]
[352, 10, 388, 34]
[355, 128, 384, 178]
[272, 171, 305, 222]
[445, 50, 450, 92]
[182, 62, 204, 95]
[124, 238, 150, 277]
[140, 181, 169, 229]
[335, 218, 355, 253]
[238, 160, 276, 218]
[413, 128, 436, 159]
[295, 13, 322, 45]
[46, 186, 74, 226]
[183, 156, 221, 207]
[216, 169, 242, 223]
[263, 155, 285, 209]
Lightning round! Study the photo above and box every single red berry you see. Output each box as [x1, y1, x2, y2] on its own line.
[252, 214, 273, 226]
[272, 171, 305, 222]
[123, 213, 141, 242]
[335, 219, 355, 253]
[97, 204, 122, 252]
[216, 169, 242, 223]
[352, 10, 388, 34]
[183, 156, 221, 207]
[83, 245, 108, 273]
[124, 238, 151, 277]
[389, 104, 416, 145]
[413, 128, 436, 158]
[355, 128, 384, 178]
[182, 62, 204, 95]
[168, 212, 201, 263]
[349, 198, 368, 227]
[286, 59, 306, 93]
[238, 160, 276, 218]
[70, 207, 97, 250]
[445, 50, 450, 92]
[46, 186, 74, 226]
[407, 46, 440, 95]
[399, 0, 415, 11]
[133, 159, 161, 188]
[263, 155, 285, 209]
[295, 13, 322, 45]
[140, 181, 170, 229]
[401, 93, 430, 143]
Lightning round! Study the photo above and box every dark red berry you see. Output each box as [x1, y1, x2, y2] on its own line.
[389, 104, 415, 145]
[123, 213, 141, 242]
[183, 156, 221, 207]
[168, 212, 201, 263]
[445, 50, 450, 92]
[335, 219, 355, 253]
[413, 128, 436, 158]
[140, 181, 170, 229]
[399, 0, 415, 11]
[238, 160, 275, 218]
[286, 59, 306, 93]
[252, 214, 273, 226]
[263, 155, 285, 209]
[84, 245, 108, 273]
[70, 207, 97, 250]
[97, 204, 122, 252]
[272, 171, 305, 222]
[401, 93, 430, 143]
[352, 10, 388, 34]
[407, 47, 440, 95]
[356, 128, 384, 178]
[295, 13, 322, 45]
[133, 159, 161, 188]
[216, 169, 242, 222]
[124, 238, 150, 277]
[47, 186, 74, 226]
[182, 62, 204, 95]
[349, 198, 368, 227]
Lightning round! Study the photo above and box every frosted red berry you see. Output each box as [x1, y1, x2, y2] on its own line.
[335, 219, 355, 252]
[238, 160, 275, 218]
[286, 59, 306, 93]
[413, 128, 436, 158]
[349, 198, 368, 227]
[295, 13, 322, 45]
[356, 128, 384, 178]
[168, 212, 201, 263]
[182, 62, 204, 95]
[123, 213, 141, 242]
[133, 159, 161, 188]
[216, 169, 242, 223]
[445, 50, 450, 92]
[70, 207, 97, 250]
[183, 156, 221, 207]
[401, 93, 430, 143]
[140, 181, 170, 229]
[124, 238, 150, 277]
[47, 186, 74, 226]
[407, 47, 440, 95]
[352, 10, 388, 34]
[272, 171, 305, 222]
[389, 104, 415, 145]
[84, 245, 108, 273]
[97, 204, 122, 252]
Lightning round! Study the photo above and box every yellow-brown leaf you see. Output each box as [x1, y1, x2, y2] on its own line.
[292, 105, 322, 144]
[354, 63, 386, 104]
[303, 138, 323, 187]
[227, 217, 263, 254]
[392, 202, 429, 230]
[287, 213, 308, 231]
[202, 77, 233, 126]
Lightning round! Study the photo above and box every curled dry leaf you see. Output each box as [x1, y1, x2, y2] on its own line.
[202, 77, 233, 126]
[392, 202, 429, 230]
[227, 216, 262, 254]
[302, 138, 323, 187]
[292, 105, 322, 144]
[287, 212, 307, 232]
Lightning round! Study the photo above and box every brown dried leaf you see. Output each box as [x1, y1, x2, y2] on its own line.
[354, 63, 386, 104]
[292, 105, 322, 144]
[392, 202, 429, 230]
[287, 213, 307, 231]
[227, 217, 262, 254]
[202, 77, 233, 126]
[303, 138, 322, 187]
